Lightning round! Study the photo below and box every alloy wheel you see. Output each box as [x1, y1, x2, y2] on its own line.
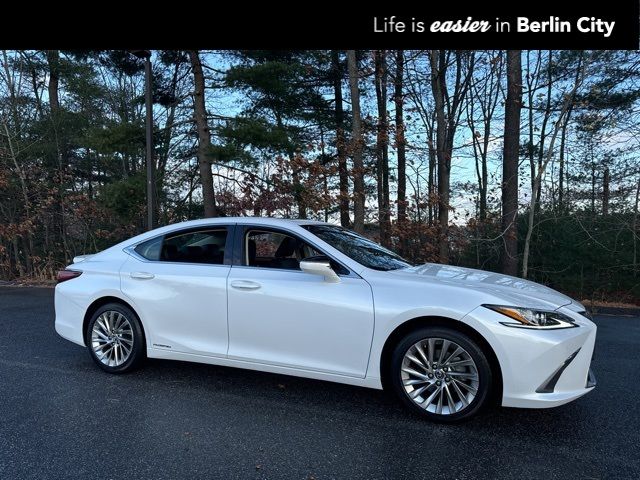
[91, 310, 134, 367]
[400, 337, 480, 415]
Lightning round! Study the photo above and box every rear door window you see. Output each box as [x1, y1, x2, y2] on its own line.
[162, 229, 228, 264]
[134, 228, 228, 264]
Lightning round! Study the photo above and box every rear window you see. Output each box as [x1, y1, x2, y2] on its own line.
[134, 236, 162, 260]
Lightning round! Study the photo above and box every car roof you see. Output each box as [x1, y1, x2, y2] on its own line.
[113, 217, 333, 251]
[160, 217, 329, 229]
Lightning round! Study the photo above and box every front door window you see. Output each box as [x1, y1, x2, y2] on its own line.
[245, 230, 320, 270]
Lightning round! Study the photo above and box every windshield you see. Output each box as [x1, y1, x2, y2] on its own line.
[304, 225, 412, 271]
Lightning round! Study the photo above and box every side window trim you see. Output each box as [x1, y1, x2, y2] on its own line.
[235, 225, 355, 277]
[125, 224, 236, 266]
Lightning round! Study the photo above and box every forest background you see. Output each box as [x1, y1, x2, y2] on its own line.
[1, 50, 638, 303]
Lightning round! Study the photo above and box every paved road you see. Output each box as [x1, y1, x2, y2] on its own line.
[1, 287, 639, 479]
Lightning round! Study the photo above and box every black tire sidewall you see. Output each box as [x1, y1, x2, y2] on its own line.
[86, 302, 145, 373]
[389, 327, 492, 423]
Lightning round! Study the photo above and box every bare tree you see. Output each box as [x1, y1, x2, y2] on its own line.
[374, 50, 391, 246]
[394, 50, 407, 254]
[634, 177, 640, 276]
[331, 50, 350, 227]
[500, 50, 522, 277]
[188, 50, 217, 218]
[602, 167, 610, 215]
[429, 50, 474, 263]
[465, 52, 504, 268]
[403, 53, 437, 226]
[347, 50, 365, 233]
[45, 50, 71, 261]
[466, 51, 503, 223]
[521, 53, 586, 278]
[557, 90, 575, 210]
[46, 51, 60, 113]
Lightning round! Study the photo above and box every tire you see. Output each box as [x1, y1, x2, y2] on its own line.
[389, 327, 492, 423]
[86, 302, 145, 374]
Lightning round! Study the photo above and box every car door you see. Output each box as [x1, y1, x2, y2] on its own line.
[227, 226, 375, 378]
[120, 225, 233, 357]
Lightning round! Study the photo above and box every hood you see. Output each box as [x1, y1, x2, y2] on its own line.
[389, 263, 574, 310]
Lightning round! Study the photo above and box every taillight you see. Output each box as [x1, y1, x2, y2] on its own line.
[57, 269, 82, 283]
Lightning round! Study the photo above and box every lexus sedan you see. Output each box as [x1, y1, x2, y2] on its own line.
[55, 217, 596, 422]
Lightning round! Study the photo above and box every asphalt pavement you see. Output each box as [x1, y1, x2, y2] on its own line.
[1, 287, 639, 479]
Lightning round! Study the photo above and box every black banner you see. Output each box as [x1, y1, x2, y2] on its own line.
[5, 2, 639, 49]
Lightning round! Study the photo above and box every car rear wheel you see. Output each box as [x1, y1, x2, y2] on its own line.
[87, 303, 145, 373]
[389, 327, 492, 422]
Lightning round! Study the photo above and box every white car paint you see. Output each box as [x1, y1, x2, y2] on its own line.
[55, 217, 596, 408]
[227, 265, 374, 377]
[120, 255, 230, 357]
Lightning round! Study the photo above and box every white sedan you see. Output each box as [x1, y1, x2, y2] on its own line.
[55, 217, 596, 422]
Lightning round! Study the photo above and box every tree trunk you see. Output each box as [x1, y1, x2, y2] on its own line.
[331, 50, 350, 227]
[157, 59, 182, 199]
[188, 50, 217, 218]
[347, 50, 365, 233]
[535, 51, 553, 213]
[466, 81, 491, 224]
[633, 177, 639, 276]
[394, 50, 407, 254]
[46, 49, 70, 264]
[290, 153, 307, 219]
[29, 66, 44, 119]
[428, 122, 436, 226]
[480, 124, 489, 222]
[602, 167, 610, 216]
[591, 153, 596, 214]
[374, 50, 391, 247]
[558, 102, 573, 210]
[429, 50, 450, 263]
[46, 50, 60, 113]
[500, 50, 522, 277]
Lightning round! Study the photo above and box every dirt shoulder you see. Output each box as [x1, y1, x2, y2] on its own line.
[0, 279, 55, 288]
[582, 300, 640, 316]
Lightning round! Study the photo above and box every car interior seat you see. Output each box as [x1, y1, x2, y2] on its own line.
[161, 244, 179, 261]
[204, 244, 223, 264]
[247, 239, 257, 266]
[273, 236, 300, 270]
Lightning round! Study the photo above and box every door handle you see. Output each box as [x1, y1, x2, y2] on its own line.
[230, 280, 261, 290]
[130, 271, 155, 280]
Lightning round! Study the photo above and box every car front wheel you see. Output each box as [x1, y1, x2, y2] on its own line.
[86, 303, 145, 373]
[389, 327, 492, 422]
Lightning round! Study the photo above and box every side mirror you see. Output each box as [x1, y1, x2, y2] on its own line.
[300, 255, 340, 283]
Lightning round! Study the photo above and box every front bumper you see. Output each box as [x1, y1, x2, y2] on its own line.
[464, 305, 597, 409]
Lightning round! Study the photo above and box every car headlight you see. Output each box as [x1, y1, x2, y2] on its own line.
[483, 305, 578, 330]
